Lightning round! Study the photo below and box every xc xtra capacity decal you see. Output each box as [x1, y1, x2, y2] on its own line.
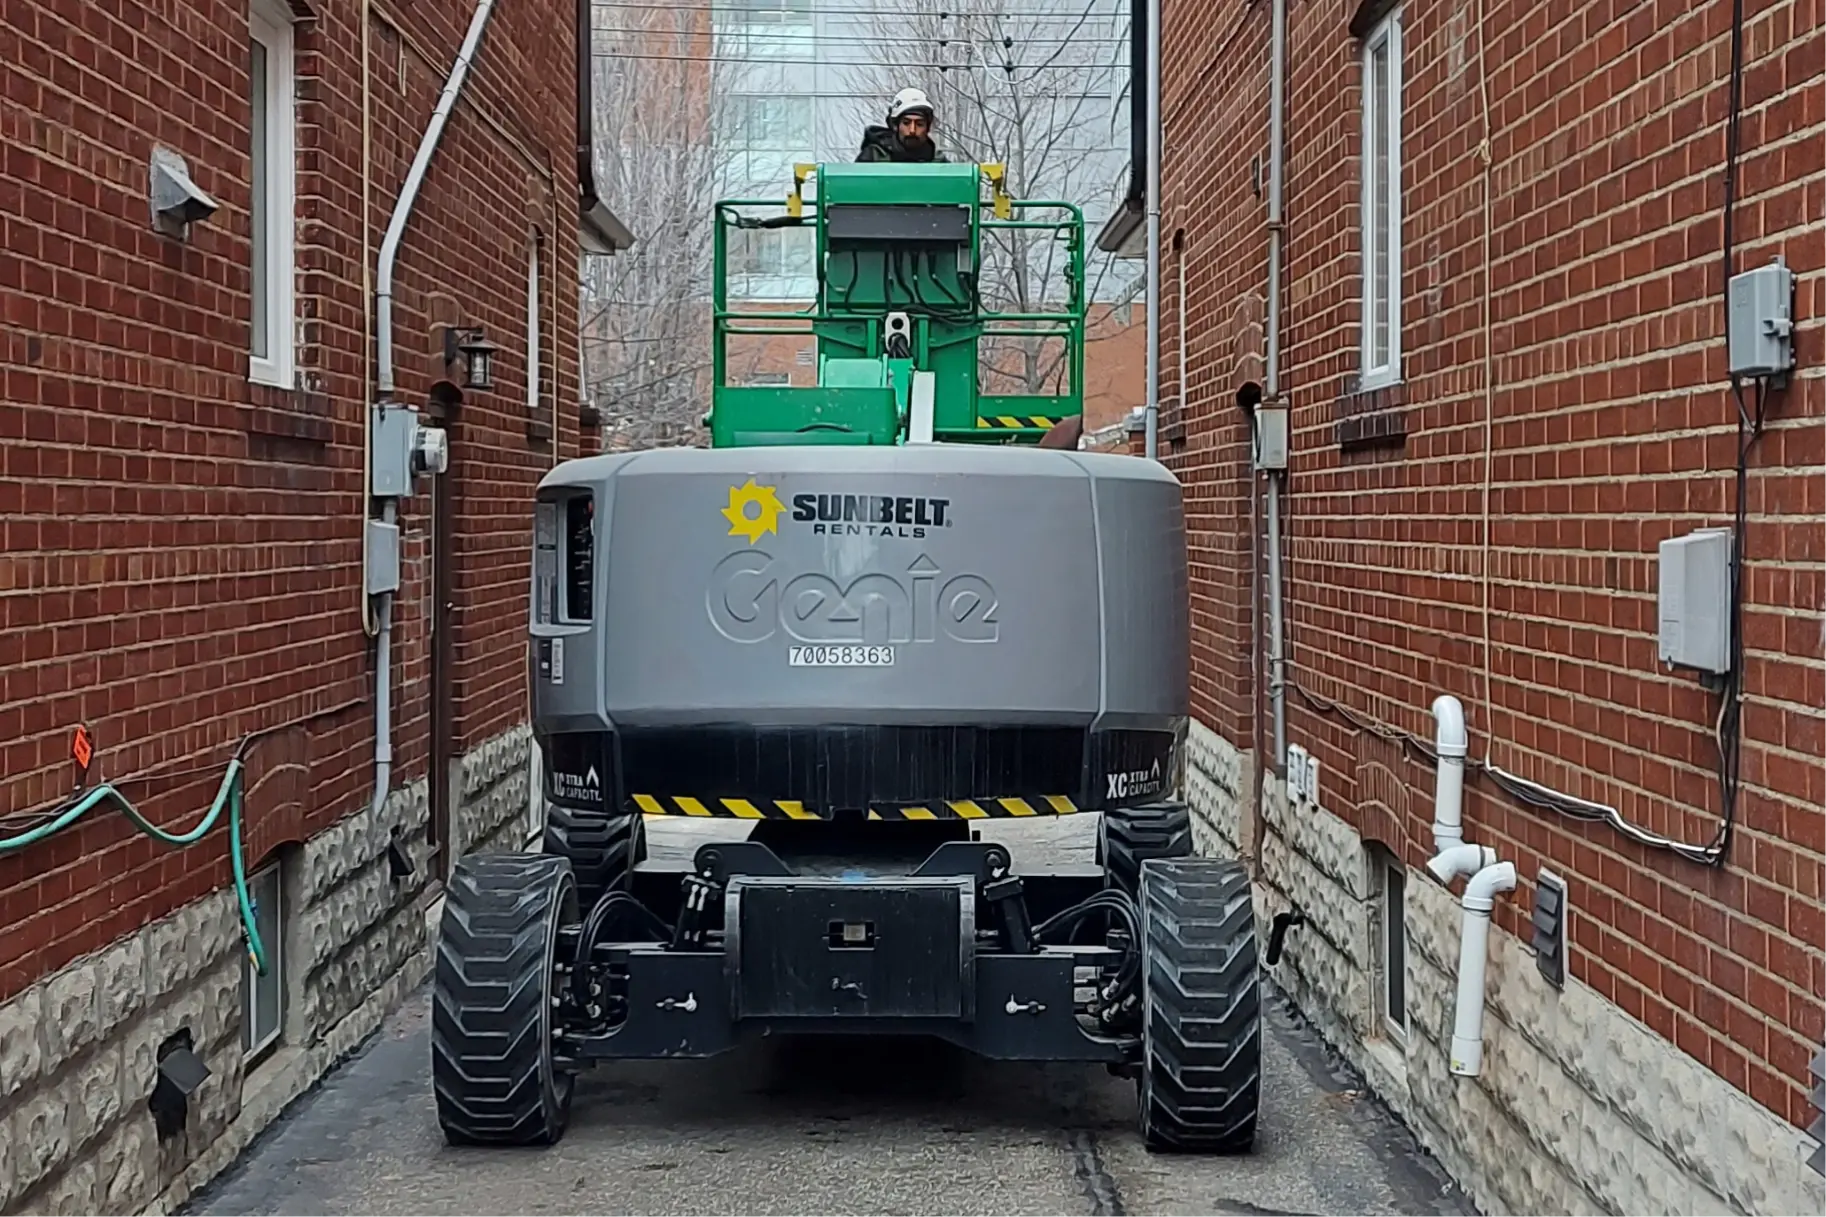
[721, 478, 954, 543]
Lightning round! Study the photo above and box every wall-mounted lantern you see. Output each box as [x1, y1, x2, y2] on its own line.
[441, 326, 499, 392]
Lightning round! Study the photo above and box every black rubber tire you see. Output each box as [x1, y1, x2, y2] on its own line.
[432, 852, 579, 1147]
[1102, 801, 1194, 898]
[1136, 856, 1261, 1154]
[542, 804, 645, 912]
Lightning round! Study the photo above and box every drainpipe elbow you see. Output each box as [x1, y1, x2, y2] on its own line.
[1461, 860, 1517, 913]
[1427, 842, 1496, 885]
[1432, 694, 1469, 758]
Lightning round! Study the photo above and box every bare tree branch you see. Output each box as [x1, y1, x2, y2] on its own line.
[581, 2, 750, 450]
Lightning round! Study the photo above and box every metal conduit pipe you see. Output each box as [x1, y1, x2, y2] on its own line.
[368, 0, 496, 812]
[1263, 0, 1289, 770]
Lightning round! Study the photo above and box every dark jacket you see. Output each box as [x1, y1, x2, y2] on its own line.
[856, 124, 944, 163]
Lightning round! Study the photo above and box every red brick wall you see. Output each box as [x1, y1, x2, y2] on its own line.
[1163, 0, 1824, 1128]
[0, 0, 585, 1002]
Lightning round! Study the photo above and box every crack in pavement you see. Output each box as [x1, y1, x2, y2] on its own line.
[1067, 1128, 1128, 1216]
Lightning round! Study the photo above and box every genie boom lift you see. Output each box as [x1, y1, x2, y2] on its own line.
[431, 161, 1264, 1154]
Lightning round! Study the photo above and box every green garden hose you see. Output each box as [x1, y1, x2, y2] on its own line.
[0, 759, 268, 975]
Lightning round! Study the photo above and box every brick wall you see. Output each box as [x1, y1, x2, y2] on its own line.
[1162, 0, 1824, 1136]
[0, 0, 586, 1004]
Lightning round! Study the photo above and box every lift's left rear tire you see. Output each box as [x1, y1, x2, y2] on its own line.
[432, 852, 578, 1147]
[1136, 856, 1261, 1154]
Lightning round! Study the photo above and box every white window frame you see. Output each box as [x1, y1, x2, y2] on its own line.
[526, 232, 543, 414]
[242, 859, 285, 1061]
[1358, 8, 1403, 390]
[247, 0, 297, 389]
[1372, 849, 1408, 1043]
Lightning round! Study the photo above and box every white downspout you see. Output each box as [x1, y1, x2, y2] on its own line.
[1449, 860, 1517, 1077]
[368, 0, 496, 816]
[1431, 693, 1468, 850]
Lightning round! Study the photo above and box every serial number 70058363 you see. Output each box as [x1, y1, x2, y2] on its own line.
[787, 645, 896, 667]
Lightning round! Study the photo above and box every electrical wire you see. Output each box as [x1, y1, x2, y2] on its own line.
[1289, 678, 1729, 865]
[588, 0, 1130, 16]
[591, 50, 1107, 69]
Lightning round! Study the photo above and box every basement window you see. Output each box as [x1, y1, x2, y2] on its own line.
[247, 0, 297, 388]
[1358, 6, 1403, 391]
[1368, 844, 1408, 1042]
[242, 858, 286, 1063]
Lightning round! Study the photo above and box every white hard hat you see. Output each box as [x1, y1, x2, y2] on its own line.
[888, 87, 935, 121]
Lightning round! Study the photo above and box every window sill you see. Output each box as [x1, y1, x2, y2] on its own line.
[1333, 380, 1408, 450]
[244, 382, 333, 445]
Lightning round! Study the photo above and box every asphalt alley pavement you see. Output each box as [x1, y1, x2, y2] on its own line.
[183, 821, 1473, 1217]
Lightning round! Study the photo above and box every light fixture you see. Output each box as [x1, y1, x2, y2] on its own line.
[439, 326, 499, 393]
[457, 329, 498, 392]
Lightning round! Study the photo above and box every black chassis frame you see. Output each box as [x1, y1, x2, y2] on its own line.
[551, 837, 1138, 1068]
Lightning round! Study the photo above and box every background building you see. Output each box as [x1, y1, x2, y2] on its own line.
[1124, 0, 1826, 1209]
[0, 0, 627, 1209]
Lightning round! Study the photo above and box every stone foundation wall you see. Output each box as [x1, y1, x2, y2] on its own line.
[0, 724, 534, 1217]
[1183, 716, 1826, 1217]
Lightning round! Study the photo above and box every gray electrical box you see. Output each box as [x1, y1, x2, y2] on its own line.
[1727, 256, 1795, 379]
[1253, 405, 1289, 471]
[370, 404, 421, 499]
[365, 518, 401, 596]
[1657, 527, 1733, 674]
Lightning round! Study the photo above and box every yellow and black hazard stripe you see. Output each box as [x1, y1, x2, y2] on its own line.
[867, 796, 1080, 820]
[631, 794, 821, 820]
[629, 795, 1081, 820]
[975, 415, 1061, 431]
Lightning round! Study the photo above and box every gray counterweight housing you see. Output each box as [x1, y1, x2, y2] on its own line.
[530, 444, 1190, 817]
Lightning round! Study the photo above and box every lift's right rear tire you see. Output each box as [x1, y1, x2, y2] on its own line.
[432, 852, 579, 1147]
[1136, 856, 1261, 1154]
[543, 804, 645, 911]
[1101, 801, 1194, 898]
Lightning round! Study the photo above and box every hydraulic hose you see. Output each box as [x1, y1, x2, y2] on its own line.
[0, 759, 268, 975]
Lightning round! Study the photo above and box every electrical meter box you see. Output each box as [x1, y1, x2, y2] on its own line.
[1727, 257, 1795, 379]
[1657, 527, 1733, 675]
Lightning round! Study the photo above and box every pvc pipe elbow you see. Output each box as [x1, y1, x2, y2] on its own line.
[1427, 842, 1496, 884]
[1461, 860, 1517, 913]
[1431, 694, 1469, 758]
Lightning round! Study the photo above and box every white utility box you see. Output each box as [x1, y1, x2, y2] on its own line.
[1657, 527, 1733, 675]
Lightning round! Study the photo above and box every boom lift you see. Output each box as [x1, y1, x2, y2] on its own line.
[431, 162, 1266, 1155]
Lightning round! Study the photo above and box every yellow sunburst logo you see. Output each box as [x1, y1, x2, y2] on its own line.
[722, 478, 785, 545]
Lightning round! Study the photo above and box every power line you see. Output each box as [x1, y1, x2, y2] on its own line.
[589, 0, 1127, 16]
[592, 50, 1120, 69]
[594, 25, 1126, 43]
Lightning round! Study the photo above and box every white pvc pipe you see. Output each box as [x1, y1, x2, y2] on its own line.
[1427, 841, 1495, 885]
[1449, 859, 1516, 1077]
[1431, 694, 1469, 851]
